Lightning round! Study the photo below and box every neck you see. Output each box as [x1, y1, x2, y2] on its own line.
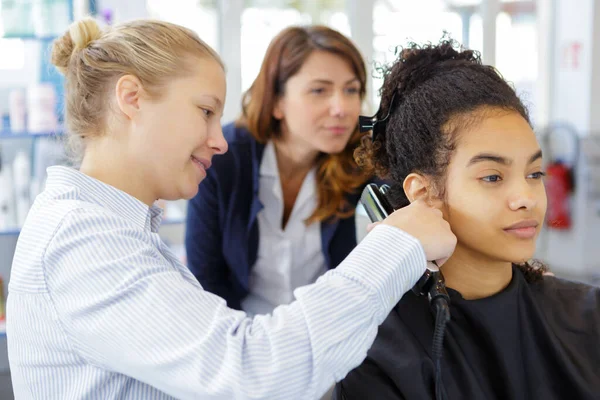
[79, 136, 156, 207]
[441, 245, 513, 300]
[272, 136, 319, 180]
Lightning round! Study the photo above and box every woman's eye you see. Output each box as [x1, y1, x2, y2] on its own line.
[481, 175, 502, 183]
[528, 171, 546, 179]
[199, 107, 213, 117]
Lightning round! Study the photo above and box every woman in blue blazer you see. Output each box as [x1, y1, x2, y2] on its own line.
[185, 26, 375, 312]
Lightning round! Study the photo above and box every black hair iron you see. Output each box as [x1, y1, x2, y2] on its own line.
[360, 184, 450, 307]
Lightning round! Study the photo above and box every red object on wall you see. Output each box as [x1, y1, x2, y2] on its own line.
[545, 161, 572, 229]
[563, 41, 582, 69]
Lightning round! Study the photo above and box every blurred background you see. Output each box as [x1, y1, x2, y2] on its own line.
[0, 0, 599, 397]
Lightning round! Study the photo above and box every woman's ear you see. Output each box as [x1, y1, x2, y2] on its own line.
[115, 74, 143, 121]
[273, 97, 284, 120]
[403, 173, 433, 203]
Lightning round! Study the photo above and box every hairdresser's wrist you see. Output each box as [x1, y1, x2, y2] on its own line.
[336, 224, 427, 322]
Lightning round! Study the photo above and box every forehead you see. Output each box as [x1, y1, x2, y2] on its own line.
[453, 111, 540, 159]
[292, 51, 358, 82]
[176, 57, 226, 97]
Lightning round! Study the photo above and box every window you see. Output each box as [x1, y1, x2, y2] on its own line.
[240, 0, 349, 92]
[372, 0, 463, 106]
[495, 10, 538, 121]
[240, 6, 308, 92]
[146, 0, 219, 50]
[468, 13, 483, 53]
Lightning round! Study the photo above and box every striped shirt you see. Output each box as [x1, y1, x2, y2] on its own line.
[7, 166, 426, 399]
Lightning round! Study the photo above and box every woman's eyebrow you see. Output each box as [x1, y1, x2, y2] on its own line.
[467, 149, 542, 167]
[467, 153, 510, 166]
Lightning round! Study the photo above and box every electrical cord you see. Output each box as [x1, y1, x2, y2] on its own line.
[426, 271, 451, 400]
[431, 297, 450, 400]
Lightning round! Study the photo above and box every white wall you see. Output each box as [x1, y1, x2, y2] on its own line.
[550, 0, 593, 134]
[590, 0, 600, 133]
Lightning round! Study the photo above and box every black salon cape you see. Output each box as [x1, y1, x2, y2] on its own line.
[333, 267, 600, 400]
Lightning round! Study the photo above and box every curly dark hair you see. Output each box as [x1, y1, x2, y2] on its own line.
[355, 37, 548, 282]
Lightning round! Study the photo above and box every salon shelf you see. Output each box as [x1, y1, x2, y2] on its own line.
[1, 34, 58, 41]
[0, 129, 64, 139]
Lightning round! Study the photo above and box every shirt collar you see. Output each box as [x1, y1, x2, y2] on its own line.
[258, 141, 317, 206]
[45, 166, 164, 232]
[259, 141, 278, 178]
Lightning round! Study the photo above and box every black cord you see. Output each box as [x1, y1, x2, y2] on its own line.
[431, 298, 450, 400]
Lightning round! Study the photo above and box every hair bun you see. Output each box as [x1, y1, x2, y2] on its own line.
[51, 17, 102, 74]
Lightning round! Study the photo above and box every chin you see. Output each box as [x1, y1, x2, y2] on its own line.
[181, 185, 200, 200]
[320, 143, 348, 155]
[505, 249, 536, 265]
[165, 181, 200, 202]
[500, 235, 539, 261]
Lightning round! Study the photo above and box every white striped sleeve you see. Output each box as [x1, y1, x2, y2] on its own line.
[44, 208, 425, 400]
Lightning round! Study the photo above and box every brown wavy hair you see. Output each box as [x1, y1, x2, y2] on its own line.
[236, 25, 372, 224]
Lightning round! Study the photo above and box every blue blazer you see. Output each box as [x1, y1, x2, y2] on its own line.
[185, 123, 371, 310]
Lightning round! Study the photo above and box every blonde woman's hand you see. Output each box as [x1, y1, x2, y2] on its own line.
[381, 199, 457, 266]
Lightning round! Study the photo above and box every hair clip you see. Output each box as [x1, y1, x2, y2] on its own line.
[358, 93, 397, 141]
